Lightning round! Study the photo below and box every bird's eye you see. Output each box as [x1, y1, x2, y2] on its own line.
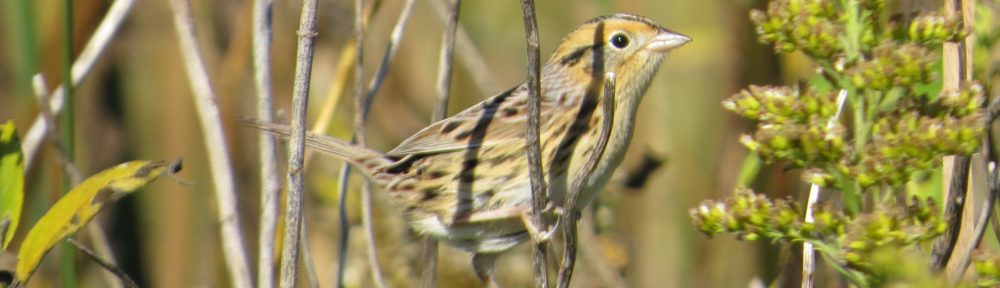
[610, 33, 629, 49]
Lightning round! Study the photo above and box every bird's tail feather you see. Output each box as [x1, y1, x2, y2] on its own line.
[241, 118, 389, 168]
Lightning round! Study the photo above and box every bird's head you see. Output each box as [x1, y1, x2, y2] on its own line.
[547, 13, 690, 101]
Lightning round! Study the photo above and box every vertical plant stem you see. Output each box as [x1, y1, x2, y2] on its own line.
[168, 0, 253, 286]
[60, 0, 77, 285]
[429, 0, 500, 96]
[931, 0, 974, 272]
[432, 0, 460, 121]
[361, 0, 413, 118]
[22, 0, 135, 173]
[252, 0, 279, 286]
[3, 0, 39, 103]
[307, 0, 379, 152]
[299, 222, 319, 288]
[279, 0, 319, 285]
[801, 185, 818, 288]
[556, 73, 617, 288]
[801, 89, 847, 288]
[33, 65, 121, 288]
[421, 1, 459, 285]
[518, 0, 549, 286]
[419, 239, 438, 288]
[352, 0, 387, 285]
[578, 209, 627, 287]
[335, 164, 351, 286]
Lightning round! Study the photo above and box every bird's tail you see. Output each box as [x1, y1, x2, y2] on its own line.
[241, 118, 391, 169]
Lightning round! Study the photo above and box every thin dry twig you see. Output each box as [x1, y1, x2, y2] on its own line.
[300, 222, 320, 288]
[556, 73, 617, 288]
[308, 1, 379, 155]
[331, 0, 414, 284]
[85, 225, 122, 288]
[352, 0, 388, 286]
[30, 75, 82, 186]
[66, 238, 137, 288]
[32, 47, 121, 288]
[21, 0, 134, 172]
[167, 0, 252, 286]
[422, 0, 460, 285]
[432, 0, 460, 121]
[429, 0, 500, 96]
[578, 209, 627, 288]
[251, 0, 280, 286]
[518, 0, 549, 286]
[278, 0, 320, 285]
[430, 0, 499, 96]
[360, 0, 415, 119]
[334, 165, 352, 286]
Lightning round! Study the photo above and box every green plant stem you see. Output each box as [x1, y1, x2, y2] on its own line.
[60, 0, 76, 286]
[816, 60, 866, 212]
[840, 0, 863, 61]
[736, 153, 762, 187]
[3, 0, 40, 104]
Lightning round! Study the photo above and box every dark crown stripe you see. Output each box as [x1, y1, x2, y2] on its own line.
[584, 13, 663, 30]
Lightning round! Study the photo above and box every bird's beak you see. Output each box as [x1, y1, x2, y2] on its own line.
[646, 30, 691, 52]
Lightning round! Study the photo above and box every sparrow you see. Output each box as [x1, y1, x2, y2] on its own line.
[246, 12, 689, 281]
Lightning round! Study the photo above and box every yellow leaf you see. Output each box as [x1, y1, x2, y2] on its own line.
[15, 159, 182, 282]
[0, 120, 24, 250]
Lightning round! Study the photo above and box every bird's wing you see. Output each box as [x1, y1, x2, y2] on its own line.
[387, 85, 563, 157]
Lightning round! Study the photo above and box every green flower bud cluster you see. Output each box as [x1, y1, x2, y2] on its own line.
[702, 0, 991, 284]
[926, 82, 986, 118]
[854, 82, 985, 187]
[863, 248, 949, 287]
[726, 60, 984, 189]
[689, 187, 832, 242]
[691, 189, 945, 281]
[724, 85, 839, 123]
[847, 43, 936, 90]
[974, 255, 1000, 287]
[750, 0, 842, 58]
[751, 0, 964, 63]
[858, 111, 982, 186]
[908, 14, 967, 47]
[840, 197, 945, 273]
[725, 86, 847, 167]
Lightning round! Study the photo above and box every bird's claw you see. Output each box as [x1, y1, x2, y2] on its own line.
[520, 208, 559, 243]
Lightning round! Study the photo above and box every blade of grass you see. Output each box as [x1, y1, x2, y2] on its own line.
[60, 0, 77, 284]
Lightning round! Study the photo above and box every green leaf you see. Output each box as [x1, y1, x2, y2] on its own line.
[16, 159, 181, 282]
[0, 120, 24, 250]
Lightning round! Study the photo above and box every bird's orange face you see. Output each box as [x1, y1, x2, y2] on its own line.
[547, 14, 690, 102]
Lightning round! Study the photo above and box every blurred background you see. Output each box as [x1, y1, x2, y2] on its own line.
[0, 0, 836, 287]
